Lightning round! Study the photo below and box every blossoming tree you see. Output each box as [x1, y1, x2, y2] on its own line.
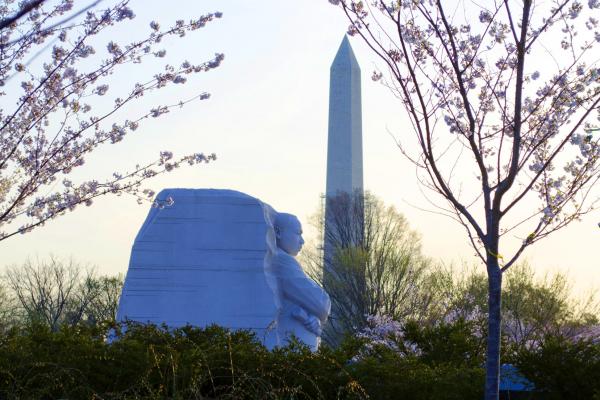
[327, 0, 600, 398]
[0, 0, 222, 241]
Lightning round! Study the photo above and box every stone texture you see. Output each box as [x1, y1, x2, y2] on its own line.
[117, 189, 280, 347]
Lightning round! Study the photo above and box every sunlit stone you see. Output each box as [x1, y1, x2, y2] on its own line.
[117, 189, 330, 350]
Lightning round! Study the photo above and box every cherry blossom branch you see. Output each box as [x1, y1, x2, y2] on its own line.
[0, 0, 46, 31]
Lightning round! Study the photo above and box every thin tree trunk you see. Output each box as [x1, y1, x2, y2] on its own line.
[485, 258, 503, 400]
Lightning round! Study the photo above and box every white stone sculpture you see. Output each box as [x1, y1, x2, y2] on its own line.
[116, 189, 330, 350]
[271, 213, 331, 349]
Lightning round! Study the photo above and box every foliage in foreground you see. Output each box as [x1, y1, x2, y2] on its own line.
[0, 321, 487, 400]
[0, 319, 597, 399]
[514, 334, 600, 400]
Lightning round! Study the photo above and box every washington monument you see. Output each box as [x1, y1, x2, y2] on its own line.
[323, 36, 364, 341]
[325, 36, 363, 198]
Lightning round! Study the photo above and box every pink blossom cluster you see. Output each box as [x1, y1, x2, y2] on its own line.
[572, 324, 600, 344]
[0, 1, 223, 241]
[354, 314, 421, 360]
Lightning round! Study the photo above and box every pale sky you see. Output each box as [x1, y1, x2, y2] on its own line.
[3, 0, 599, 294]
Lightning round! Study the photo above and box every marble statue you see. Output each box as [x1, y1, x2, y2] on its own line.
[271, 213, 331, 349]
[116, 189, 330, 351]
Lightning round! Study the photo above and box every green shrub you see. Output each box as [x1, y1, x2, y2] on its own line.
[0, 320, 595, 399]
[0, 321, 367, 399]
[402, 319, 486, 368]
[514, 335, 600, 400]
[346, 349, 484, 400]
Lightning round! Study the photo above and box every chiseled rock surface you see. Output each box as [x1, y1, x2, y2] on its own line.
[117, 189, 280, 348]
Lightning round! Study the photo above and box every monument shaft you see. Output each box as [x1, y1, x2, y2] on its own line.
[323, 36, 365, 343]
[325, 36, 363, 197]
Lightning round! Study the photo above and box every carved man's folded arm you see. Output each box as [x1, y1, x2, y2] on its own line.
[281, 270, 331, 322]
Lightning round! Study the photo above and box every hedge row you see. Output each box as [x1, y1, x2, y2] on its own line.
[0, 321, 597, 399]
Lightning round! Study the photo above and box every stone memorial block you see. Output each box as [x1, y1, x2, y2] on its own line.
[117, 189, 330, 350]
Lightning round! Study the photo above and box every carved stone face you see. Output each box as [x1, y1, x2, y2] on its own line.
[276, 215, 304, 256]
